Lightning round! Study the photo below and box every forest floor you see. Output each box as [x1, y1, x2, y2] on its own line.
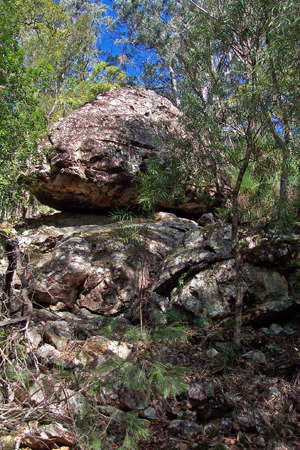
[139, 324, 300, 449]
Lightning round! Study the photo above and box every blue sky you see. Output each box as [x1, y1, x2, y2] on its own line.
[98, 0, 120, 58]
[97, 0, 154, 79]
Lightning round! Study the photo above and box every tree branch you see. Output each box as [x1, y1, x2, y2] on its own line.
[187, 0, 216, 20]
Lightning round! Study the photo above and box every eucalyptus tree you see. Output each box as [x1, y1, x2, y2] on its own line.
[114, 0, 190, 105]
[255, 0, 300, 227]
[0, 0, 46, 215]
[19, 0, 110, 120]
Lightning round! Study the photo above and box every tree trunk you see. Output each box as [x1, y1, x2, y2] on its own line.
[169, 64, 180, 107]
[0, 231, 32, 316]
[231, 137, 254, 349]
[278, 143, 291, 227]
[233, 247, 243, 349]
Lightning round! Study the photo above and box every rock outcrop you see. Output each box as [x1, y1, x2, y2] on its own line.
[13, 213, 300, 324]
[25, 88, 213, 215]
[1, 213, 300, 449]
[22, 213, 199, 315]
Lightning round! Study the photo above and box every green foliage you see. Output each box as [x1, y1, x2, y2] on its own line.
[114, 0, 186, 102]
[149, 362, 187, 398]
[218, 345, 239, 368]
[138, 158, 182, 210]
[0, 0, 47, 214]
[18, 0, 108, 119]
[110, 207, 148, 246]
[117, 0, 300, 230]
[0, 329, 9, 348]
[97, 317, 120, 339]
[77, 407, 149, 450]
[88, 434, 104, 450]
[0, 0, 130, 217]
[96, 356, 187, 400]
[152, 323, 189, 344]
[119, 411, 150, 449]
[178, 277, 185, 288]
[265, 344, 281, 353]
[193, 317, 211, 329]
[111, 207, 139, 223]
[215, 207, 230, 221]
[165, 308, 189, 324]
[124, 327, 151, 343]
[45, 62, 128, 120]
[115, 224, 142, 246]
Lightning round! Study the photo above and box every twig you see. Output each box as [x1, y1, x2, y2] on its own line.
[0, 316, 30, 327]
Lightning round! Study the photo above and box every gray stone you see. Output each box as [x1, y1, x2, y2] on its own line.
[198, 212, 215, 226]
[242, 350, 267, 364]
[171, 257, 290, 321]
[43, 320, 74, 350]
[171, 260, 234, 319]
[29, 375, 85, 418]
[143, 407, 157, 420]
[36, 344, 60, 362]
[26, 328, 43, 349]
[206, 348, 219, 358]
[269, 323, 284, 335]
[121, 389, 150, 411]
[188, 382, 215, 402]
[168, 420, 200, 438]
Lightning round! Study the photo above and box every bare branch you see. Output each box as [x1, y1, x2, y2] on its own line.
[186, 0, 216, 20]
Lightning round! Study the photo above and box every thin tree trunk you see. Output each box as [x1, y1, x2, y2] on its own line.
[169, 64, 180, 107]
[264, 113, 291, 224]
[278, 144, 291, 225]
[231, 136, 254, 349]
[0, 231, 32, 316]
[233, 247, 243, 349]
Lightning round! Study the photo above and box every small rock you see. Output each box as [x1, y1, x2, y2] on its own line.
[206, 348, 219, 358]
[272, 442, 293, 450]
[120, 388, 150, 410]
[255, 436, 266, 447]
[188, 382, 215, 403]
[236, 413, 256, 430]
[0, 435, 16, 449]
[168, 420, 200, 439]
[143, 407, 157, 420]
[29, 375, 86, 418]
[220, 418, 233, 430]
[269, 323, 284, 335]
[20, 422, 78, 448]
[26, 328, 43, 349]
[242, 350, 267, 364]
[198, 212, 215, 226]
[155, 212, 178, 222]
[268, 386, 281, 399]
[49, 302, 67, 311]
[81, 336, 131, 360]
[36, 343, 60, 361]
[44, 321, 74, 350]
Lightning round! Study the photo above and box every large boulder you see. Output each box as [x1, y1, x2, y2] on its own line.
[25, 88, 212, 215]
